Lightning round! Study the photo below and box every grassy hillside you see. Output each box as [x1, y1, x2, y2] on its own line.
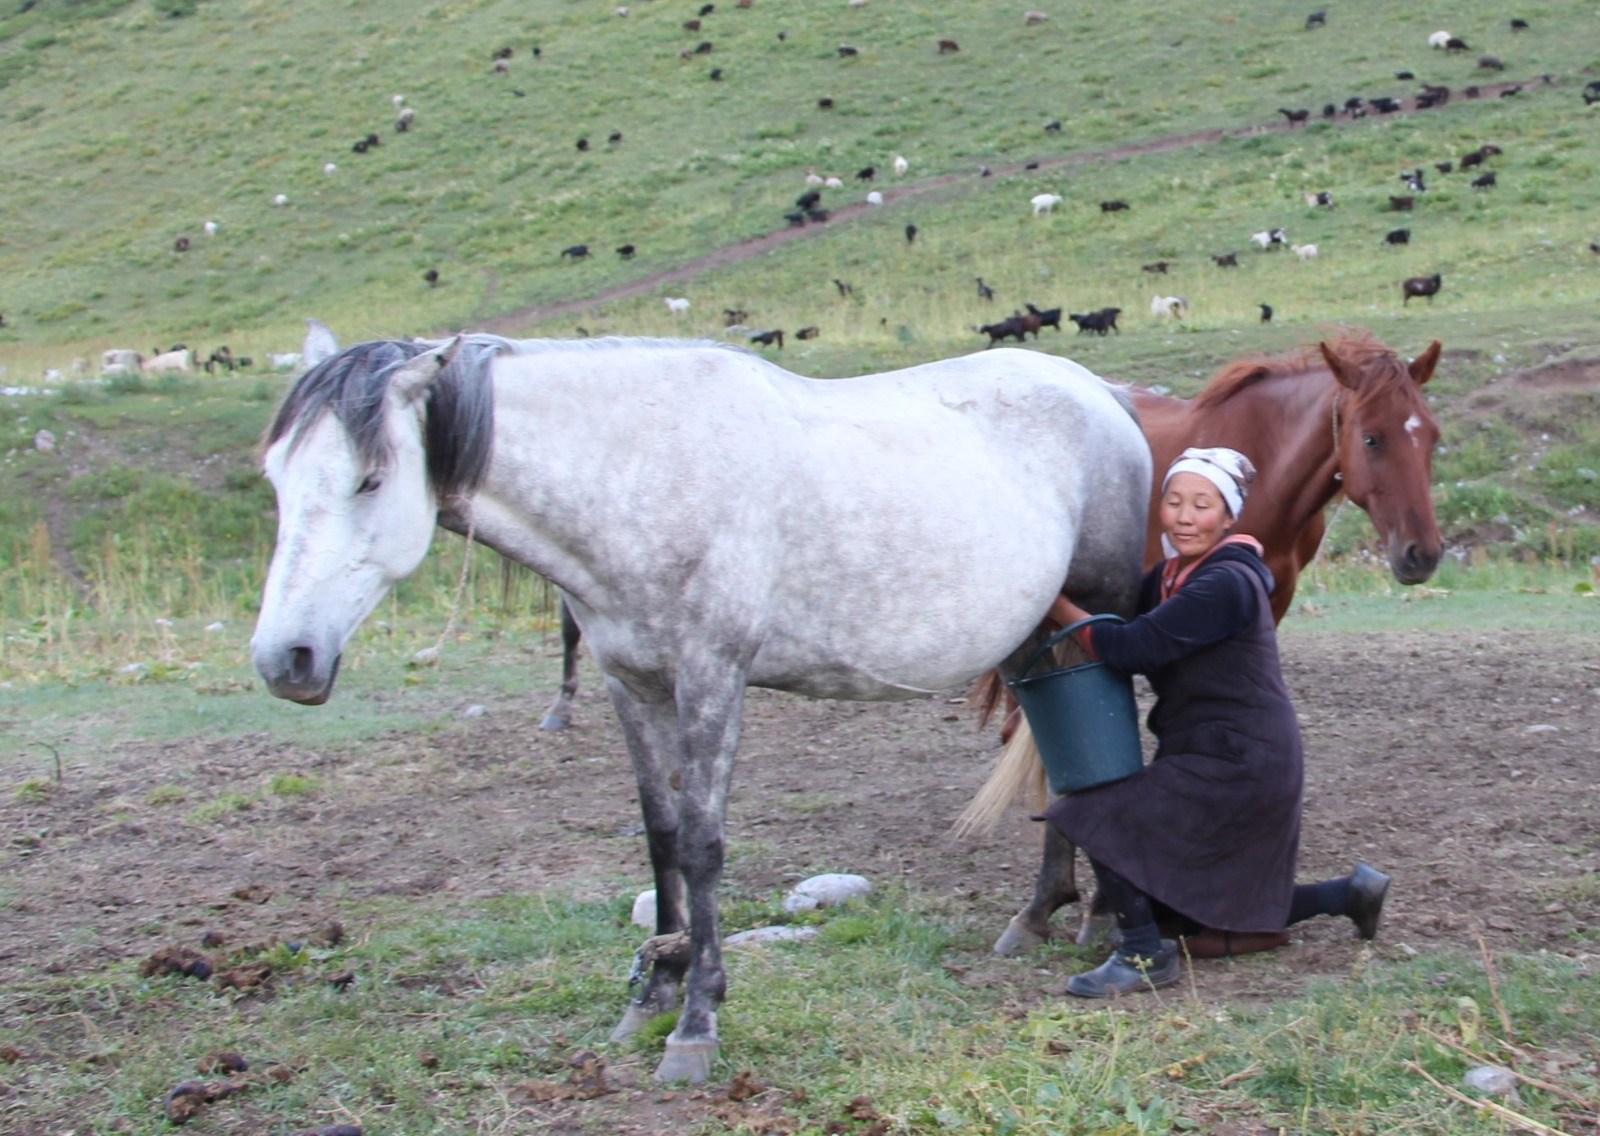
[1, 0, 1599, 671]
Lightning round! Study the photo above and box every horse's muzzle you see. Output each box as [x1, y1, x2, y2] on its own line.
[1390, 539, 1441, 586]
[255, 644, 341, 705]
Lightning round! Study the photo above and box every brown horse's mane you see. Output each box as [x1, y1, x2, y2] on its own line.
[1192, 328, 1399, 410]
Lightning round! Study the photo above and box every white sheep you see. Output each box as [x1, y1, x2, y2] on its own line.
[393, 94, 406, 108]
[1150, 295, 1187, 318]
[1292, 243, 1319, 261]
[805, 169, 824, 186]
[275, 193, 290, 205]
[1030, 193, 1063, 215]
[664, 297, 691, 315]
[823, 176, 845, 189]
[1428, 30, 1451, 48]
[866, 190, 884, 205]
[1024, 9, 1050, 25]
[203, 220, 218, 236]
[142, 349, 191, 375]
[893, 154, 908, 176]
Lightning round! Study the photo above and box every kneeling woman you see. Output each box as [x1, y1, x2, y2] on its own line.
[1047, 447, 1388, 998]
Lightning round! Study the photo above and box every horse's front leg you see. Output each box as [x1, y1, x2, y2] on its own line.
[653, 660, 746, 1083]
[605, 678, 691, 1043]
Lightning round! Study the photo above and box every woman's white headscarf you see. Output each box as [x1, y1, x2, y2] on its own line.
[1160, 447, 1256, 557]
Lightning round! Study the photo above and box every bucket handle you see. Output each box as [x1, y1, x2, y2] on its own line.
[1013, 613, 1127, 683]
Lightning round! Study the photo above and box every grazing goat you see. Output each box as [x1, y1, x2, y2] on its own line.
[938, 39, 960, 54]
[1068, 307, 1121, 335]
[832, 278, 854, 297]
[796, 326, 820, 340]
[423, 268, 440, 286]
[1044, 119, 1062, 132]
[749, 329, 784, 348]
[796, 189, 822, 209]
[1030, 193, 1063, 215]
[856, 166, 875, 181]
[1370, 96, 1403, 114]
[1396, 70, 1415, 81]
[203, 220, 218, 236]
[837, 45, 858, 58]
[1024, 302, 1062, 331]
[1142, 260, 1172, 274]
[174, 236, 190, 252]
[1389, 195, 1415, 212]
[1322, 103, 1337, 118]
[1511, 18, 1529, 30]
[1401, 273, 1442, 304]
[893, 154, 909, 176]
[1478, 55, 1504, 71]
[1212, 252, 1239, 267]
[1584, 81, 1600, 105]
[1278, 107, 1309, 127]
[1259, 303, 1274, 323]
[1384, 228, 1412, 246]
[1428, 30, 1451, 48]
[560, 244, 591, 260]
[142, 349, 191, 375]
[866, 191, 883, 205]
[783, 211, 807, 227]
[397, 107, 416, 132]
[817, 97, 834, 109]
[1024, 10, 1049, 25]
[977, 312, 1040, 346]
[1471, 171, 1498, 189]
[1303, 191, 1334, 207]
[806, 207, 831, 223]
[664, 297, 691, 314]
[1150, 295, 1187, 318]
[616, 244, 636, 258]
[1292, 243, 1318, 260]
[1100, 199, 1130, 213]
[609, 130, 623, 144]
[904, 223, 917, 244]
[1305, 10, 1325, 29]
[1445, 36, 1469, 51]
[1249, 228, 1287, 250]
[683, 18, 701, 31]
[1498, 84, 1522, 98]
[823, 176, 845, 189]
[723, 308, 749, 326]
[975, 277, 995, 301]
[1400, 168, 1426, 192]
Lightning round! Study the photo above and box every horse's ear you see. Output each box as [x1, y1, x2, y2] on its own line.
[1318, 341, 1361, 392]
[1408, 340, 1442, 387]
[390, 336, 463, 406]
[303, 318, 340, 368]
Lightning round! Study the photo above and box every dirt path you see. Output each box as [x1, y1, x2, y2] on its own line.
[479, 77, 1547, 334]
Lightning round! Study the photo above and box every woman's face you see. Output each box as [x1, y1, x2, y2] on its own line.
[1160, 471, 1235, 561]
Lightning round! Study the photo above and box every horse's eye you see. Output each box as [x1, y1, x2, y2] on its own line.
[1362, 434, 1379, 449]
[356, 473, 383, 495]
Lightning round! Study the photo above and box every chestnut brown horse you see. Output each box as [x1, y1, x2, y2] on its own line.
[987, 327, 1445, 953]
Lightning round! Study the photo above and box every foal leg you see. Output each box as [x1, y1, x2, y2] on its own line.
[654, 658, 746, 1083]
[994, 817, 1081, 955]
[538, 600, 583, 731]
[605, 678, 691, 1044]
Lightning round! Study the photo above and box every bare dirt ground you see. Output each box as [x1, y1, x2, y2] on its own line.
[2, 629, 1597, 1133]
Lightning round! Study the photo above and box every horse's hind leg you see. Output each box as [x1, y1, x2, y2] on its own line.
[994, 818, 1081, 954]
[539, 600, 582, 731]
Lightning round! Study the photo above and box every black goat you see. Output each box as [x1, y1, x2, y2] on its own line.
[1025, 302, 1062, 332]
[1212, 252, 1239, 268]
[975, 277, 995, 301]
[423, 268, 440, 286]
[1100, 200, 1130, 213]
[749, 329, 784, 348]
[1384, 228, 1412, 246]
[1471, 171, 1498, 189]
[1305, 10, 1325, 29]
[1401, 273, 1442, 304]
[1278, 107, 1310, 127]
[616, 244, 636, 258]
[559, 244, 591, 260]
[904, 223, 918, 244]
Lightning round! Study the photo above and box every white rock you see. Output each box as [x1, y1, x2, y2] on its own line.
[724, 926, 820, 947]
[153, 618, 174, 628]
[275, 193, 290, 205]
[324, 163, 337, 175]
[204, 621, 226, 633]
[1463, 1065, 1519, 1098]
[1525, 724, 1558, 734]
[117, 663, 144, 675]
[462, 704, 488, 717]
[33, 429, 55, 452]
[783, 872, 871, 912]
[630, 889, 656, 928]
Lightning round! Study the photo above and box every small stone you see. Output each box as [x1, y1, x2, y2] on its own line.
[33, 429, 55, 452]
[783, 873, 871, 911]
[723, 926, 820, 947]
[630, 889, 657, 928]
[1462, 1065, 1518, 1098]
[462, 704, 488, 718]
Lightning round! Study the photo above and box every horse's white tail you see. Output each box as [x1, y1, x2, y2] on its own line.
[951, 718, 1049, 837]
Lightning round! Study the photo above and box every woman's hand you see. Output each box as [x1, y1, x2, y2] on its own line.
[1047, 594, 1093, 628]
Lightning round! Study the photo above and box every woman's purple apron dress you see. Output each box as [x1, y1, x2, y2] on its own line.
[1044, 544, 1303, 933]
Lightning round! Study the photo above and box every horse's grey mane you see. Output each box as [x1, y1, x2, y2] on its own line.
[265, 335, 743, 499]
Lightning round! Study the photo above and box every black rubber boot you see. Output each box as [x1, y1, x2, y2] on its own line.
[1346, 864, 1391, 940]
[1066, 941, 1180, 998]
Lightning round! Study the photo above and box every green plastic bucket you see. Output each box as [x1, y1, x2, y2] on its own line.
[1008, 614, 1144, 794]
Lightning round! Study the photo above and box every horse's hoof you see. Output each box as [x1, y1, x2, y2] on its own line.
[1075, 912, 1118, 948]
[992, 914, 1049, 957]
[654, 1037, 718, 1083]
[609, 1003, 655, 1044]
[539, 713, 570, 731]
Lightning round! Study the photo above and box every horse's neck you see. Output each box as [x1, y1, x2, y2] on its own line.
[1147, 370, 1344, 552]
